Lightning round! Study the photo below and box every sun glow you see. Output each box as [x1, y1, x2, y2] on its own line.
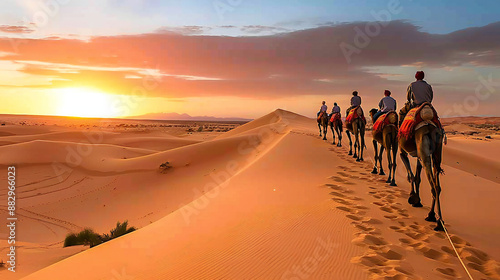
[56, 88, 120, 118]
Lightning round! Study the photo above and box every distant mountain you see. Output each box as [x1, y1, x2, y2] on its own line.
[127, 112, 252, 122]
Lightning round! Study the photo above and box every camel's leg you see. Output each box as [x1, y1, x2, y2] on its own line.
[318, 123, 322, 137]
[418, 134, 441, 229]
[433, 166, 444, 231]
[359, 125, 365, 162]
[389, 135, 398, 186]
[372, 140, 378, 174]
[400, 150, 418, 205]
[433, 131, 445, 230]
[413, 160, 423, 207]
[323, 122, 327, 140]
[353, 124, 360, 160]
[424, 168, 438, 225]
[378, 145, 385, 175]
[385, 144, 392, 183]
[346, 130, 353, 155]
[383, 131, 391, 182]
[330, 124, 335, 145]
[337, 124, 343, 147]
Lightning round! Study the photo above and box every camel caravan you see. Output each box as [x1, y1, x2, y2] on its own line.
[317, 71, 446, 231]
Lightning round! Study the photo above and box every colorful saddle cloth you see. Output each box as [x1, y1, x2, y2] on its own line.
[330, 112, 341, 123]
[346, 106, 366, 124]
[373, 111, 398, 135]
[398, 103, 442, 141]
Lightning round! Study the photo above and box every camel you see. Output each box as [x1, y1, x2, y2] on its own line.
[399, 104, 445, 231]
[317, 112, 328, 140]
[328, 113, 343, 146]
[345, 107, 366, 162]
[369, 109, 398, 186]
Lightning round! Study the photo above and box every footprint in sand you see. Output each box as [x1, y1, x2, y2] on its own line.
[353, 223, 380, 235]
[384, 215, 399, 221]
[336, 206, 359, 214]
[459, 247, 500, 278]
[379, 206, 394, 213]
[351, 243, 415, 279]
[331, 197, 353, 206]
[329, 176, 356, 185]
[346, 214, 364, 221]
[417, 247, 449, 262]
[325, 183, 344, 191]
[436, 267, 458, 279]
[352, 234, 388, 247]
[329, 191, 347, 198]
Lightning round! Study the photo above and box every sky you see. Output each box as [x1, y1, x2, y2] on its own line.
[0, 0, 499, 118]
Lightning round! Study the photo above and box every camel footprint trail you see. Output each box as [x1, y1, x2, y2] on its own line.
[325, 142, 500, 279]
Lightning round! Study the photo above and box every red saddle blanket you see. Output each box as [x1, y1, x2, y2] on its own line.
[330, 113, 341, 123]
[346, 107, 366, 124]
[398, 103, 442, 141]
[373, 111, 397, 135]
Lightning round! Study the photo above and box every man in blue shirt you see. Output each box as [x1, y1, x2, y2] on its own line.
[346, 91, 361, 117]
[317, 101, 328, 118]
[373, 90, 397, 122]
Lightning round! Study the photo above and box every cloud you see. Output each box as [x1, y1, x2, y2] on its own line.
[0, 20, 499, 109]
[155, 25, 212, 35]
[240, 25, 289, 34]
[0, 25, 34, 34]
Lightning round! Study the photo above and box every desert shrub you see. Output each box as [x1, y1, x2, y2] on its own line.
[64, 222, 136, 248]
[63, 233, 79, 247]
[64, 228, 102, 248]
[159, 161, 172, 173]
[108, 221, 136, 240]
[77, 228, 103, 247]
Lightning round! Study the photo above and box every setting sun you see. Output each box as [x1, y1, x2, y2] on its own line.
[56, 88, 119, 118]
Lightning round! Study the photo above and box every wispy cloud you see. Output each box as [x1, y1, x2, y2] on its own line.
[240, 25, 289, 34]
[0, 25, 35, 34]
[156, 25, 213, 35]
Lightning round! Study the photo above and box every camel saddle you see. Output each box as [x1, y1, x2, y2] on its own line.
[346, 106, 366, 125]
[330, 112, 341, 123]
[372, 111, 398, 138]
[398, 102, 442, 141]
[317, 111, 326, 121]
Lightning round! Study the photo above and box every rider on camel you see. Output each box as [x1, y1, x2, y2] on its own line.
[346, 91, 361, 117]
[373, 90, 397, 122]
[331, 102, 341, 115]
[317, 101, 328, 118]
[399, 71, 433, 125]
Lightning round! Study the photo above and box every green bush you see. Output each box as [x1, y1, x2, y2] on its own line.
[63, 228, 102, 248]
[63, 233, 79, 247]
[77, 228, 102, 247]
[64, 221, 136, 248]
[102, 221, 137, 242]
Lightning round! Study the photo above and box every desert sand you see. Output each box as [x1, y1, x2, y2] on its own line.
[1, 110, 500, 279]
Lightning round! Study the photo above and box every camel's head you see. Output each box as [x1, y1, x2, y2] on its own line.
[369, 108, 378, 118]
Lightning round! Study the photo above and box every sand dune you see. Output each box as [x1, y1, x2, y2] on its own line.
[0, 110, 499, 279]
